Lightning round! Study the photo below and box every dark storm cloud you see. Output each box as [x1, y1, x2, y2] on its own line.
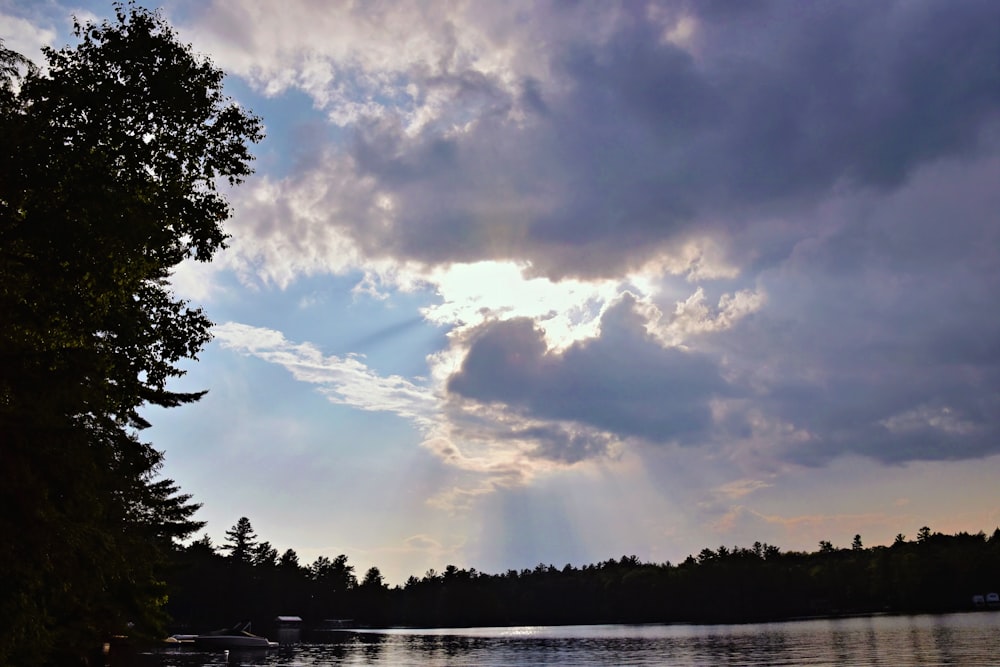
[447, 296, 731, 455]
[344, 0, 1000, 278]
[439, 150, 1000, 468]
[706, 158, 1000, 465]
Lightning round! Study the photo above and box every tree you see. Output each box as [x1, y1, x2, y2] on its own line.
[0, 3, 261, 663]
[253, 541, 279, 569]
[311, 554, 357, 594]
[223, 517, 259, 565]
[361, 566, 386, 589]
[279, 548, 302, 571]
[189, 533, 217, 555]
[852, 534, 863, 551]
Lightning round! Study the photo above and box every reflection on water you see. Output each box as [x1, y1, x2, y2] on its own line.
[117, 612, 1000, 666]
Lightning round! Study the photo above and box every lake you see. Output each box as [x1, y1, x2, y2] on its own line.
[117, 612, 1000, 666]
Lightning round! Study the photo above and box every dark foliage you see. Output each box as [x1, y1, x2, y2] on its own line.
[168, 525, 1000, 633]
[0, 4, 261, 663]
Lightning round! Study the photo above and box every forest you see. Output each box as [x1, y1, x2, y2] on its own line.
[167, 518, 1000, 632]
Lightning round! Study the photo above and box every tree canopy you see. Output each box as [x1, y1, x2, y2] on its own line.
[0, 3, 261, 663]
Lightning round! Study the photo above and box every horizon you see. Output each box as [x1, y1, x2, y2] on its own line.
[208, 517, 1000, 585]
[4, 0, 999, 587]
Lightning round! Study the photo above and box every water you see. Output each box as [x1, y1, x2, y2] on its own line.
[118, 612, 1000, 666]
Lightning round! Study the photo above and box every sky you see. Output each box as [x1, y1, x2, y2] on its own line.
[4, 0, 1000, 585]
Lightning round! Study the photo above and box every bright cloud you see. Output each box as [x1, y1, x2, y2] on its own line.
[214, 322, 437, 423]
[0, 11, 56, 57]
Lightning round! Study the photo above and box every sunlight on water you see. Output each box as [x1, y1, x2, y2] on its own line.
[117, 613, 1000, 667]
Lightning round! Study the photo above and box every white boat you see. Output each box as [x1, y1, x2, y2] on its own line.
[193, 621, 277, 649]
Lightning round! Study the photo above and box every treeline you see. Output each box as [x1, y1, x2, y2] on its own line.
[167, 520, 1000, 631]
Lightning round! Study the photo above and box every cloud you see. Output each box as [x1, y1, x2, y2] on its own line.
[714, 479, 773, 501]
[211, 150, 1000, 488]
[447, 294, 733, 451]
[420, 261, 624, 350]
[175, 0, 1000, 305]
[0, 12, 57, 59]
[211, 319, 623, 504]
[710, 156, 1000, 466]
[194, 0, 1000, 490]
[198, 1, 997, 281]
[213, 321, 437, 422]
[402, 534, 441, 551]
[183, 0, 541, 126]
[211, 278, 754, 476]
[216, 154, 387, 289]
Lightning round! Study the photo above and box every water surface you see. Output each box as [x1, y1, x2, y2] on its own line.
[122, 612, 1000, 666]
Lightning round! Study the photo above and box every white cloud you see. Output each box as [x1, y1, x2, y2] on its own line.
[182, 0, 562, 133]
[219, 159, 381, 289]
[645, 286, 766, 347]
[213, 321, 436, 423]
[168, 257, 230, 303]
[0, 12, 56, 59]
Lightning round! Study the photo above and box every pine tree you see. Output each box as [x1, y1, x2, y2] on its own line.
[223, 517, 260, 565]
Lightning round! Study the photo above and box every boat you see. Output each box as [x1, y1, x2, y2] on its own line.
[193, 620, 278, 649]
[315, 618, 357, 631]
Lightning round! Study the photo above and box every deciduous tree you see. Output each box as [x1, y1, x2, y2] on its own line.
[0, 3, 261, 663]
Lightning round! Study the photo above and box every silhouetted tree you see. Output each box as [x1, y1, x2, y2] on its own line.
[223, 517, 259, 565]
[279, 548, 302, 571]
[307, 554, 356, 618]
[190, 534, 216, 553]
[362, 567, 386, 589]
[0, 2, 260, 662]
[253, 541, 279, 568]
[355, 567, 389, 625]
